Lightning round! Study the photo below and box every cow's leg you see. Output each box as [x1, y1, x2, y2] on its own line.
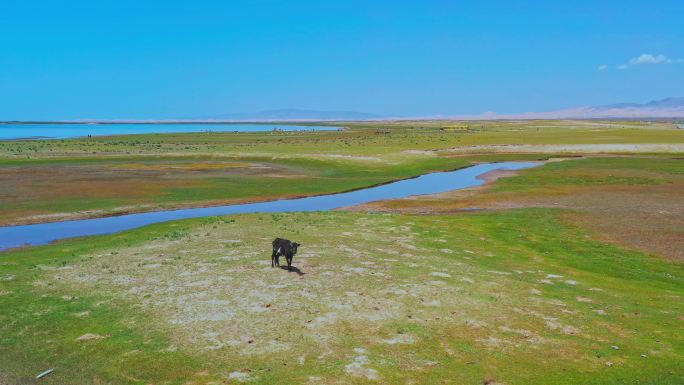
[271, 249, 276, 267]
[286, 254, 292, 271]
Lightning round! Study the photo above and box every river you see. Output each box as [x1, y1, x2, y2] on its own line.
[0, 161, 540, 251]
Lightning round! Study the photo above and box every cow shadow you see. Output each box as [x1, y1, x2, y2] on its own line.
[279, 265, 305, 276]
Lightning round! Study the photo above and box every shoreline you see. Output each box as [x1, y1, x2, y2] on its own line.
[343, 166, 529, 214]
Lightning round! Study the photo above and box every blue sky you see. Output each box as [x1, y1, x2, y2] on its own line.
[1, 1, 682, 119]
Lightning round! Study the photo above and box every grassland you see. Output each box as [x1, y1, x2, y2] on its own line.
[1, 208, 682, 384]
[1, 120, 683, 225]
[1, 120, 684, 384]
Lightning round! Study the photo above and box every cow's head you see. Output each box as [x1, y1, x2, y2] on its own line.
[292, 242, 301, 255]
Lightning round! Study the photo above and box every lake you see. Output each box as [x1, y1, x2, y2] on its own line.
[0, 123, 336, 140]
[0, 161, 540, 251]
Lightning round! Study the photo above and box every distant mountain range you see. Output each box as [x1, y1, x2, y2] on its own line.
[199, 108, 383, 121]
[452, 97, 684, 120]
[201, 99, 684, 121]
[9, 98, 683, 123]
[598, 97, 684, 109]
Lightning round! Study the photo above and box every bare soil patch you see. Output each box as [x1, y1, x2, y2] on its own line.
[45, 213, 614, 382]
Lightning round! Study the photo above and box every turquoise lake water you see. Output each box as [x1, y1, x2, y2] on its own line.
[0, 123, 336, 140]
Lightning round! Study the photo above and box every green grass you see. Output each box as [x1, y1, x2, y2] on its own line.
[492, 157, 683, 192]
[1, 209, 682, 384]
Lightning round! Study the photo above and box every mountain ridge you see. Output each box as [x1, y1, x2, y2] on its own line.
[448, 97, 684, 120]
[198, 108, 383, 121]
[5, 98, 683, 123]
[203, 98, 684, 121]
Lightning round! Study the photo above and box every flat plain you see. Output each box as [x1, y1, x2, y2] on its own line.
[1, 120, 683, 384]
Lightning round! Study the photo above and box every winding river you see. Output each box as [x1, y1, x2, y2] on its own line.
[0, 161, 539, 251]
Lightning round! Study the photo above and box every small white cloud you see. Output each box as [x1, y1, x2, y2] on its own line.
[621, 53, 681, 69]
[629, 53, 672, 65]
[602, 53, 682, 71]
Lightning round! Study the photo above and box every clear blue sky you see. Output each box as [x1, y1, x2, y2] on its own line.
[1, 1, 682, 119]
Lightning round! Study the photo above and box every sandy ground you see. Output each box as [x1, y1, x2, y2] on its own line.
[427, 143, 684, 154]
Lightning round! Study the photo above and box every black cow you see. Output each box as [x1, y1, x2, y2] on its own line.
[271, 238, 300, 271]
